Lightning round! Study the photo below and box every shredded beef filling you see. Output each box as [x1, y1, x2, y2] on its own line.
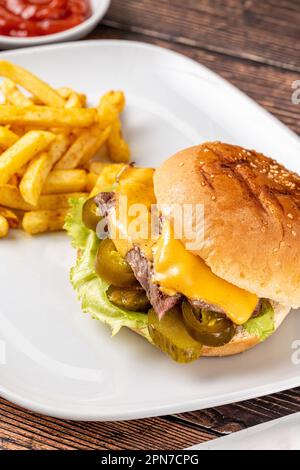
[94, 192, 115, 217]
[125, 247, 181, 319]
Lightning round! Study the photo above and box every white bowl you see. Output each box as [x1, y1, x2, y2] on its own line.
[0, 0, 111, 49]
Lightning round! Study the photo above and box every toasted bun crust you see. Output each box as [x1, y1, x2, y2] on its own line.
[154, 142, 300, 308]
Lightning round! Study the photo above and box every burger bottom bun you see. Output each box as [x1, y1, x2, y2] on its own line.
[191, 302, 290, 357]
[134, 302, 291, 358]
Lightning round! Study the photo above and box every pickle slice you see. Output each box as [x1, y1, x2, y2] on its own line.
[148, 307, 202, 363]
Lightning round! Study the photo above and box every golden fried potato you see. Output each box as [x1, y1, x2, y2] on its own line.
[85, 161, 109, 175]
[42, 169, 87, 194]
[86, 172, 99, 192]
[19, 133, 70, 205]
[0, 126, 19, 149]
[22, 209, 68, 235]
[1, 78, 33, 107]
[0, 206, 19, 228]
[0, 214, 9, 238]
[0, 185, 33, 210]
[0, 105, 98, 128]
[0, 184, 87, 210]
[57, 87, 87, 109]
[8, 174, 18, 186]
[0, 61, 65, 107]
[107, 120, 130, 163]
[0, 130, 55, 185]
[54, 126, 110, 170]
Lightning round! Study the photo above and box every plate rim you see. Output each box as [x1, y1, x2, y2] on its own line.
[1, 373, 300, 421]
[0, 39, 300, 421]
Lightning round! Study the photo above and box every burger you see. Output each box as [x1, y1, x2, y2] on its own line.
[66, 142, 300, 363]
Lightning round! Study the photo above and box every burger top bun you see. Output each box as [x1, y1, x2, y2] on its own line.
[154, 142, 300, 308]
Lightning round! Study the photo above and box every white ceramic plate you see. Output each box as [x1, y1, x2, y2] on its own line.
[188, 413, 300, 450]
[0, 0, 110, 49]
[0, 41, 300, 422]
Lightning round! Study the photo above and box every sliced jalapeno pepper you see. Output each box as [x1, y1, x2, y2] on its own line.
[82, 197, 102, 231]
[95, 238, 137, 287]
[107, 285, 150, 312]
[182, 301, 235, 347]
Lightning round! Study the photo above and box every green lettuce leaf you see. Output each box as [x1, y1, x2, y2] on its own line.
[64, 198, 90, 250]
[243, 300, 275, 342]
[65, 198, 150, 339]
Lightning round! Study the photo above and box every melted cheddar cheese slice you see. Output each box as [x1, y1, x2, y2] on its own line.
[153, 223, 258, 325]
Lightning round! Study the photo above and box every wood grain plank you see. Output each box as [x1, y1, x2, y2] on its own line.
[105, 0, 300, 71]
[89, 25, 300, 135]
[177, 388, 300, 434]
[0, 397, 218, 450]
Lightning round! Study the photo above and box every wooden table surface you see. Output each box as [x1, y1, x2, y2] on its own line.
[1, 0, 300, 450]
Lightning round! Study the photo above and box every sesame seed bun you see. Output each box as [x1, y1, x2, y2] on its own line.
[154, 142, 300, 308]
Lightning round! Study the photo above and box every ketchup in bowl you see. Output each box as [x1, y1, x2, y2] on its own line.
[0, 0, 92, 37]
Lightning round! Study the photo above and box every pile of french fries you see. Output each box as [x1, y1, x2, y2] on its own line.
[0, 61, 130, 237]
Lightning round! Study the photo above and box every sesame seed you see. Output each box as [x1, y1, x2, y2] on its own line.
[211, 195, 216, 201]
[287, 223, 292, 229]
[273, 248, 279, 252]
[288, 213, 294, 219]
[179, 162, 184, 167]
[292, 230, 297, 237]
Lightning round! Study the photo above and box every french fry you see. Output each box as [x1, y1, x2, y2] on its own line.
[0, 214, 9, 238]
[58, 87, 86, 102]
[19, 133, 70, 205]
[0, 206, 19, 228]
[57, 87, 87, 109]
[8, 174, 18, 186]
[0, 61, 65, 107]
[1, 78, 33, 107]
[90, 163, 126, 197]
[0, 130, 55, 185]
[10, 126, 26, 137]
[42, 169, 87, 194]
[55, 125, 110, 170]
[0, 184, 87, 210]
[98, 91, 125, 128]
[85, 161, 109, 175]
[107, 120, 130, 163]
[22, 209, 68, 235]
[86, 172, 99, 192]
[0, 185, 33, 210]
[19, 151, 49, 206]
[16, 163, 28, 178]
[0, 126, 19, 149]
[0, 105, 98, 128]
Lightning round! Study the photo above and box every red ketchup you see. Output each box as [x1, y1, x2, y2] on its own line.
[0, 0, 92, 37]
